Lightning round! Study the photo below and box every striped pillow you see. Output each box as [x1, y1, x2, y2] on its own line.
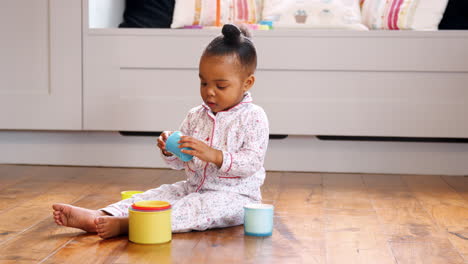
[171, 0, 259, 28]
[361, 0, 449, 30]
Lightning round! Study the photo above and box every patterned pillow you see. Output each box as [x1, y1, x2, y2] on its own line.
[261, 0, 368, 30]
[171, 0, 259, 28]
[361, 0, 449, 30]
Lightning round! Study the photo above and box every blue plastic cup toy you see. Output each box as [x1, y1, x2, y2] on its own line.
[244, 203, 274, 237]
[165, 131, 193, 162]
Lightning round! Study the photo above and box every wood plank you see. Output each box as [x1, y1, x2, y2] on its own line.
[114, 240, 173, 264]
[0, 167, 94, 244]
[323, 173, 374, 211]
[260, 171, 282, 204]
[0, 165, 35, 190]
[169, 227, 250, 264]
[266, 172, 324, 264]
[403, 175, 468, 263]
[0, 195, 110, 263]
[0, 166, 84, 213]
[364, 174, 442, 241]
[390, 238, 465, 264]
[364, 174, 464, 264]
[324, 173, 396, 264]
[442, 176, 468, 202]
[0, 167, 107, 262]
[273, 171, 323, 257]
[275, 172, 322, 215]
[441, 176, 468, 263]
[0, 166, 91, 244]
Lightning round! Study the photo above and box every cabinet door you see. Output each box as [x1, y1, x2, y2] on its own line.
[84, 34, 205, 131]
[0, 0, 81, 130]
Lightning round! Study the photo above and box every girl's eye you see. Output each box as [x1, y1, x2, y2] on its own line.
[201, 82, 207, 86]
[217, 85, 228, 89]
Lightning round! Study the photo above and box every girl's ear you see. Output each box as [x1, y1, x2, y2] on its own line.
[243, 75, 255, 92]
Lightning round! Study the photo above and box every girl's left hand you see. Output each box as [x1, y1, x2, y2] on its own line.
[178, 136, 223, 167]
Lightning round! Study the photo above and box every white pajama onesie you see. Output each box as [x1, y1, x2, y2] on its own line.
[102, 92, 269, 233]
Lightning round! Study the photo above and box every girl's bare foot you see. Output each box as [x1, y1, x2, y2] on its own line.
[52, 203, 105, 233]
[95, 216, 129, 239]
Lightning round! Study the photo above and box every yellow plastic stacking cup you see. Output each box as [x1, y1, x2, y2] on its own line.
[129, 201, 172, 244]
[121, 190, 144, 200]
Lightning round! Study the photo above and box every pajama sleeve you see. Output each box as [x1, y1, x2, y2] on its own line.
[218, 108, 269, 178]
[161, 111, 192, 170]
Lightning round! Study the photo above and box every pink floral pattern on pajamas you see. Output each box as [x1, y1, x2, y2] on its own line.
[101, 92, 269, 233]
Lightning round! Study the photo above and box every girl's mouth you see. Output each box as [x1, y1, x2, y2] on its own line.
[207, 102, 216, 107]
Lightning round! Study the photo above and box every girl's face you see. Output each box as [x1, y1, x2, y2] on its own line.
[199, 55, 255, 114]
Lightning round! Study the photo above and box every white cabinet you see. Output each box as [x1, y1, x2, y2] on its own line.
[83, 33, 468, 137]
[83, 30, 209, 131]
[0, 0, 82, 130]
[83, 0, 468, 137]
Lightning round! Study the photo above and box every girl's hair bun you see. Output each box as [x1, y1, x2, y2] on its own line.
[204, 23, 257, 75]
[222, 24, 252, 45]
[222, 24, 241, 44]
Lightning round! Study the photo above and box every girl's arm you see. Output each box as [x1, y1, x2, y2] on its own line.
[218, 109, 269, 178]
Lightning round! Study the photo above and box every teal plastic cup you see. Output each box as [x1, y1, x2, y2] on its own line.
[244, 203, 274, 237]
[165, 131, 193, 162]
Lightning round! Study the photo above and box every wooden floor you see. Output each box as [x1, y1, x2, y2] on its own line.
[0, 165, 467, 264]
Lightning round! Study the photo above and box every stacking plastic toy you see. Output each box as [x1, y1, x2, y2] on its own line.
[129, 201, 172, 244]
[121, 190, 143, 200]
[244, 203, 274, 237]
[165, 131, 193, 162]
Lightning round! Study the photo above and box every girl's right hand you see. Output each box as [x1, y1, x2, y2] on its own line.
[157, 131, 174, 157]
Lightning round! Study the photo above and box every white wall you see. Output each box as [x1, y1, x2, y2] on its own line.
[88, 0, 125, 28]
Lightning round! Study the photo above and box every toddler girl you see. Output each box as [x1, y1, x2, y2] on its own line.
[52, 24, 269, 239]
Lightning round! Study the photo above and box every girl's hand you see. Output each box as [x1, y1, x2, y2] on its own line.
[157, 131, 174, 157]
[178, 136, 223, 167]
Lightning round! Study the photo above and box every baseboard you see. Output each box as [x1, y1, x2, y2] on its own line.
[1, 131, 467, 175]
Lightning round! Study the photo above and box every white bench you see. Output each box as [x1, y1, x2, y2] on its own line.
[85, 0, 468, 138]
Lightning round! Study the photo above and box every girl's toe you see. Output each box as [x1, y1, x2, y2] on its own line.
[54, 216, 62, 224]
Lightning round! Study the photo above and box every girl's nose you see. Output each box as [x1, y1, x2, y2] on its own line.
[207, 86, 216, 96]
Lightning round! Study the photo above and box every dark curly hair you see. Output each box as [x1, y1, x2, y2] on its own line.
[202, 24, 257, 76]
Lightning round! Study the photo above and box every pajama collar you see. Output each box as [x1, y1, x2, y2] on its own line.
[201, 92, 253, 114]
